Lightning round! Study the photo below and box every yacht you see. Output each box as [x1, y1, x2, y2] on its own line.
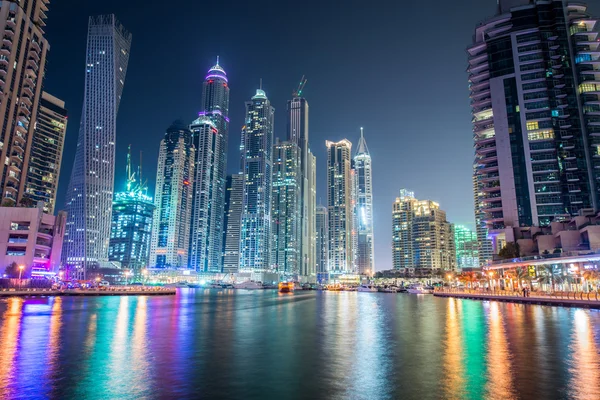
[357, 284, 378, 292]
[407, 284, 433, 294]
[278, 282, 294, 293]
[233, 281, 263, 290]
[378, 285, 398, 293]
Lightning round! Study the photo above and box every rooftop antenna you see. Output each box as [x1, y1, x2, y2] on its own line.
[293, 75, 308, 97]
[259, 78, 263, 90]
[216, 55, 220, 66]
[125, 144, 136, 192]
[360, 127, 364, 138]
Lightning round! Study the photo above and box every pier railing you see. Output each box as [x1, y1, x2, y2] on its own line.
[435, 287, 600, 302]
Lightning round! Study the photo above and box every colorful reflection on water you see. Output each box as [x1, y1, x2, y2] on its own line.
[0, 291, 598, 399]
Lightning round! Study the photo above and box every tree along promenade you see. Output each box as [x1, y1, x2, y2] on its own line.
[434, 287, 600, 309]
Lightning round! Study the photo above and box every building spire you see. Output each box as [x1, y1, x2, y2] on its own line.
[355, 128, 369, 156]
[126, 144, 135, 192]
[216, 55, 220, 66]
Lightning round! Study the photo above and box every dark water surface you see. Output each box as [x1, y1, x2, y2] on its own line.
[0, 290, 599, 399]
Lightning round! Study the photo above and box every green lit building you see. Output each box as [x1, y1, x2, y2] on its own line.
[108, 148, 154, 272]
[454, 225, 479, 271]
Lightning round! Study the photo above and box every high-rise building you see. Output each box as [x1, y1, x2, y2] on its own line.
[149, 121, 195, 268]
[469, 1, 600, 255]
[188, 116, 222, 272]
[271, 139, 301, 275]
[108, 148, 154, 272]
[287, 88, 317, 281]
[223, 173, 243, 273]
[326, 139, 353, 275]
[354, 128, 375, 275]
[315, 204, 328, 278]
[454, 225, 479, 271]
[25, 92, 67, 214]
[392, 189, 417, 270]
[62, 15, 131, 278]
[190, 58, 230, 272]
[0, 0, 50, 206]
[392, 190, 456, 271]
[240, 88, 274, 272]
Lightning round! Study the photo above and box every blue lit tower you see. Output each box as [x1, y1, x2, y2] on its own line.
[189, 57, 230, 272]
[354, 128, 375, 275]
[62, 15, 131, 279]
[240, 88, 274, 272]
[109, 146, 154, 272]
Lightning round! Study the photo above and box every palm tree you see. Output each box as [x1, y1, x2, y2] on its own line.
[514, 267, 531, 290]
[537, 265, 562, 291]
[458, 271, 480, 289]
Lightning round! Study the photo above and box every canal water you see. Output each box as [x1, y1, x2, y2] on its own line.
[0, 290, 599, 399]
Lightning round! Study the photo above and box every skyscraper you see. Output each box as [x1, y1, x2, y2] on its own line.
[240, 88, 274, 272]
[62, 15, 131, 278]
[190, 58, 230, 272]
[392, 190, 456, 272]
[287, 90, 317, 280]
[223, 173, 243, 273]
[108, 147, 154, 272]
[271, 139, 301, 275]
[354, 128, 374, 275]
[454, 225, 479, 271]
[326, 139, 353, 275]
[25, 92, 67, 214]
[149, 121, 195, 268]
[188, 116, 222, 272]
[469, 1, 600, 255]
[316, 204, 328, 280]
[0, 0, 50, 206]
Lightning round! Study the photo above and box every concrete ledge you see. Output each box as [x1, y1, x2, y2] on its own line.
[0, 289, 176, 297]
[434, 292, 600, 309]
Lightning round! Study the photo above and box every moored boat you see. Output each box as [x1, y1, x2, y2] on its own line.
[233, 281, 263, 290]
[407, 284, 433, 294]
[278, 282, 294, 293]
[357, 284, 378, 292]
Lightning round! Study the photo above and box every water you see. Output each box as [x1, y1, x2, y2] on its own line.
[0, 290, 599, 400]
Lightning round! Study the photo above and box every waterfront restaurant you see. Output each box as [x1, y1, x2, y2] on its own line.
[485, 210, 600, 291]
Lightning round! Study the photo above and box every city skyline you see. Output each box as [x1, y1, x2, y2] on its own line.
[43, 1, 600, 271]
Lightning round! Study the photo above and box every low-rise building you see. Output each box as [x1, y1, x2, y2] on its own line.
[0, 205, 66, 277]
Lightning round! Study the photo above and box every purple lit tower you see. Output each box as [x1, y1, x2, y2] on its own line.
[188, 58, 230, 272]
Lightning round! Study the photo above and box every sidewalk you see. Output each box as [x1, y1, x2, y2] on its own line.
[434, 290, 600, 309]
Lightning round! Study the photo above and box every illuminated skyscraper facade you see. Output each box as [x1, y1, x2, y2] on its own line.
[354, 128, 374, 275]
[271, 139, 301, 275]
[0, 0, 49, 206]
[109, 148, 154, 271]
[191, 59, 230, 272]
[326, 139, 353, 274]
[287, 95, 317, 280]
[223, 173, 243, 273]
[454, 225, 479, 271]
[240, 89, 274, 271]
[469, 1, 600, 256]
[188, 116, 222, 272]
[25, 92, 67, 214]
[392, 190, 456, 271]
[63, 15, 131, 278]
[316, 204, 328, 277]
[149, 121, 195, 268]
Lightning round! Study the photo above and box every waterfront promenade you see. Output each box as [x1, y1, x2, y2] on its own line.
[0, 286, 176, 297]
[435, 288, 600, 309]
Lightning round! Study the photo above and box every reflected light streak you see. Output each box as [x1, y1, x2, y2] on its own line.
[442, 298, 465, 399]
[0, 298, 23, 397]
[131, 296, 150, 396]
[485, 302, 516, 399]
[44, 297, 63, 384]
[568, 309, 600, 399]
[108, 297, 130, 393]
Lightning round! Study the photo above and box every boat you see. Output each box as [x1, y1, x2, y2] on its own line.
[357, 284, 378, 292]
[407, 284, 433, 294]
[378, 285, 398, 293]
[345, 286, 357, 292]
[326, 284, 342, 291]
[233, 281, 263, 290]
[187, 283, 201, 288]
[278, 282, 295, 293]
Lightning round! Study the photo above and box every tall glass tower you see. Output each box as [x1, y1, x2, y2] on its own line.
[240, 88, 274, 272]
[326, 139, 353, 275]
[469, 1, 600, 256]
[189, 58, 230, 272]
[354, 128, 374, 275]
[62, 15, 131, 278]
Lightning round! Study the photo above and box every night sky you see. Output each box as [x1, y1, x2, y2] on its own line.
[43, 0, 599, 270]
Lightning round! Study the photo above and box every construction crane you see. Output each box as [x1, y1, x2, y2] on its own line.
[293, 75, 307, 98]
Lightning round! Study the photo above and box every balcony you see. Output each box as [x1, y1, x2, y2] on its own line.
[30, 41, 41, 53]
[480, 173, 500, 182]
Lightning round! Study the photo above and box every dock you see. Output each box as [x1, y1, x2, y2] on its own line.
[0, 287, 176, 297]
[434, 290, 600, 309]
